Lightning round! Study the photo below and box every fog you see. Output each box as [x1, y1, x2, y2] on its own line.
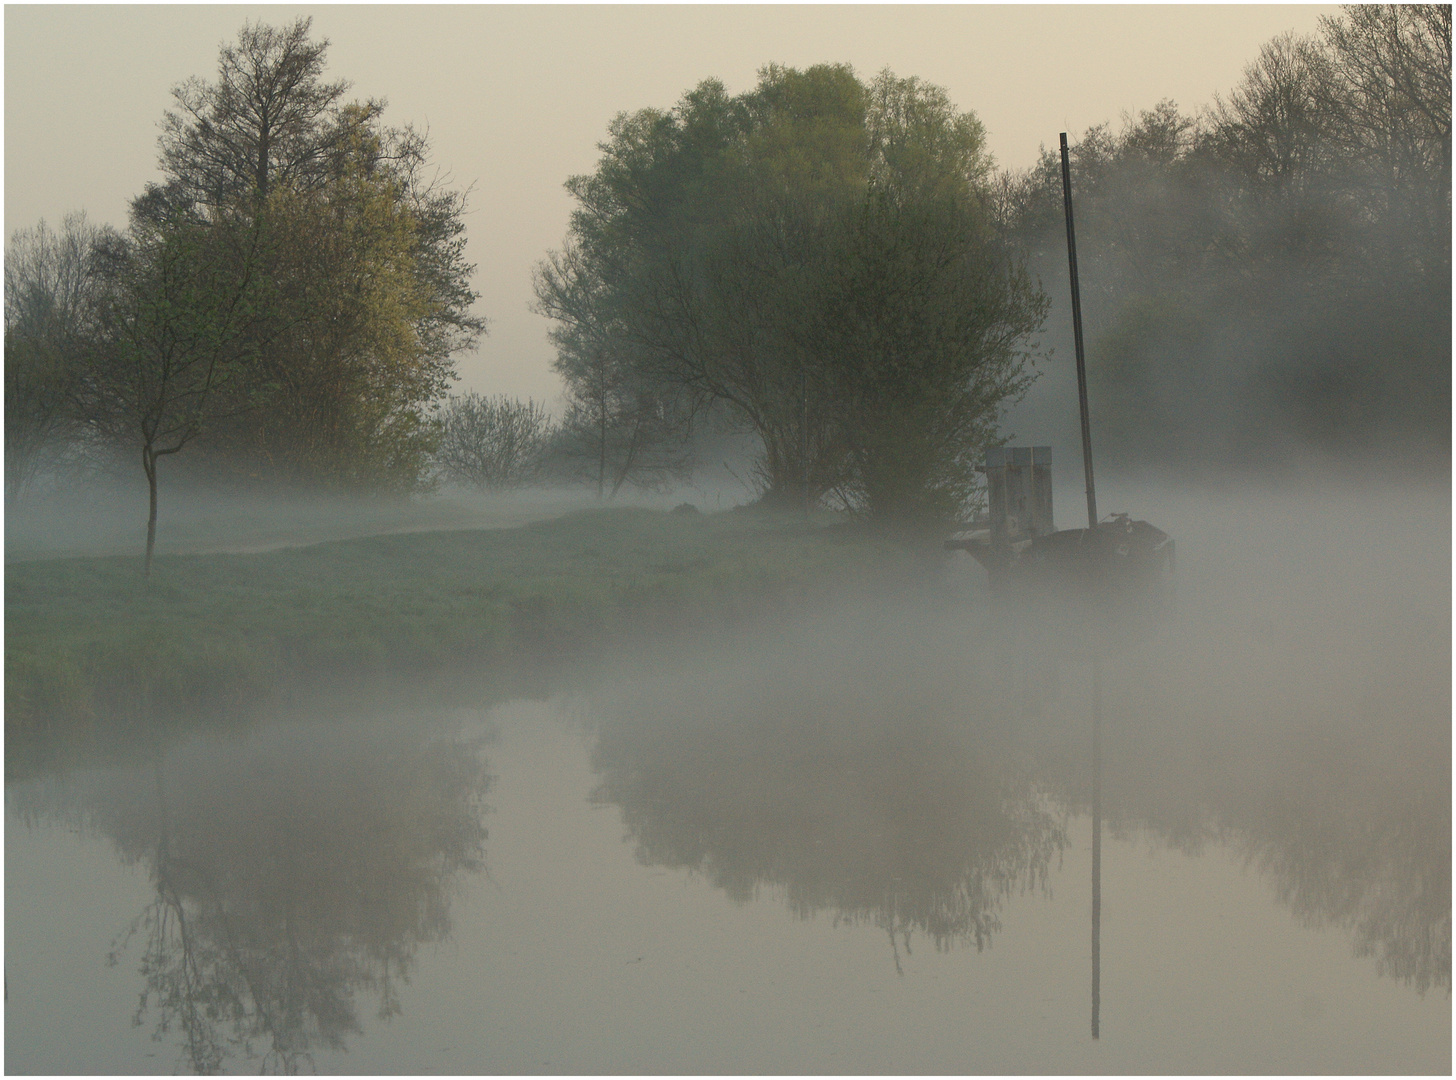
[5, 3, 1448, 1068]
[7, 462, 1449, 1071]
[999, 97, 1450, 475]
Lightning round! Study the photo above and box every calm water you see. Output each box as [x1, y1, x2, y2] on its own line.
[6, 483, 1451, 1073]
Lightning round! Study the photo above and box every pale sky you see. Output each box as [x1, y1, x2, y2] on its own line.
[5, 4, 1338, 407]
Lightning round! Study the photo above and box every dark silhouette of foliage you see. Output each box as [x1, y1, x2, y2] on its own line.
[1001, 5, 1450, 468]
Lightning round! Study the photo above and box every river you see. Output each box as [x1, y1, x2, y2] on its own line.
[6, 479, 1450, 1072]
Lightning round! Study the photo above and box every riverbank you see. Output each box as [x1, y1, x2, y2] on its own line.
[6, 505, 930, 774]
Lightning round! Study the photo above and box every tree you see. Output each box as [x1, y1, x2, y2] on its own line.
[538, 65, 1046, 525]
[535, 240, 697, 498]
[1317, 4, 1451, 307]
[235, 117, 466, 490]
[136, 19, 484, 490]
[4, 213, 114, 502]
[1319, 6, 1451, 194]
[801, 73, 1043, 525]
[535, 66, 869, 507]
[1206, 33, 1338, 201]
[810, 191, 1043, 524]
[141, 18, 352, 215]
[434, 393, 553, 491]
[78, 214, 267, 576]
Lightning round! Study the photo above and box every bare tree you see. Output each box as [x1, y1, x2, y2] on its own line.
[434, 392, 553, 491]
[4, 213, 114, 502]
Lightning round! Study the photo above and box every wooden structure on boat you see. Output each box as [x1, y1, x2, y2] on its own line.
[946, 445, 1174, 593]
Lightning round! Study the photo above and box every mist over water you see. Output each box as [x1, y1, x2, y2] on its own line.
[3, 4, 1447, 1069]
[5, 468, 1450, 1072]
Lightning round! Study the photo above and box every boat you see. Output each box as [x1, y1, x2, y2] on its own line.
[945, 445, 1173, 593]
[947, 133, 1174, 607]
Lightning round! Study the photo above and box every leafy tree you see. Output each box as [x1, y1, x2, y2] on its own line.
[3, 213, 114, 502]
[137, 19, 484, 490]
[535, 66, 871, 508]
[538, 65, 1045, 525]
[434, 392, 553, 491]
[800, 73, 1043, 524]
[235, 117, 463, 490]
[811, 191, 1043, 524]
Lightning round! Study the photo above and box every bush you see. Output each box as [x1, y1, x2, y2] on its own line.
[434, 393, 553, 490]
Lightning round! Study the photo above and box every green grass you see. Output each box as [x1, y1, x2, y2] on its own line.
[6, 506, 909, 753]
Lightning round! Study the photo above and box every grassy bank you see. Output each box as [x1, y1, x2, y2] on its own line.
[6, 506, 917, 759]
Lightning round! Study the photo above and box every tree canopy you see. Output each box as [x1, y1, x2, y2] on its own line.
[4, 18, 487, 573]
[134, 18, 484, 491]
[536, 64, 1046, 525]
[1002, 4, 1450, 468]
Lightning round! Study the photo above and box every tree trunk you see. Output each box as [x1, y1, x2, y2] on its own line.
[609, 416, 644, 500]
[144, 446, 159, 579]
[597, 400, 607, 500]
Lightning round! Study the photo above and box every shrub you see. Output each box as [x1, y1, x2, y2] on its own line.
[434, 393, 553, 490]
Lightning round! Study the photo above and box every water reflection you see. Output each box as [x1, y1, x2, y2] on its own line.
[14, 721, 491, 1073]
[585, 590, 1449, 1014]
[587, 668, 1068, 967]
[1231, 723, 1451, 996]
[1038, 648, 1451, 999]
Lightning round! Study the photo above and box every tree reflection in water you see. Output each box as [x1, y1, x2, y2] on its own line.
[586, 585, 1449, 1004]
[87, 722, 493, 1073]
[588, 669, 1068, 967]
[1231, 721, 1450, 996]
[1034, 645, 1452, 999]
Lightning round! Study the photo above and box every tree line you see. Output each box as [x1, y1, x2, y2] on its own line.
[1001, 5, 1450, 468]
[7, 7, 1449, 567]
[534, 3, 1447, 509]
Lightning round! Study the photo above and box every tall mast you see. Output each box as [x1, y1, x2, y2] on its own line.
[1060, 133, 1098, 530]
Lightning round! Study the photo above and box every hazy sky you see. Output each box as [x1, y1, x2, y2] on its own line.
[6, 4, 1338, 406]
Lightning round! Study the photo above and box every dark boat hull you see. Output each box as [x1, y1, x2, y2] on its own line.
[949, 516, 1176, 653]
